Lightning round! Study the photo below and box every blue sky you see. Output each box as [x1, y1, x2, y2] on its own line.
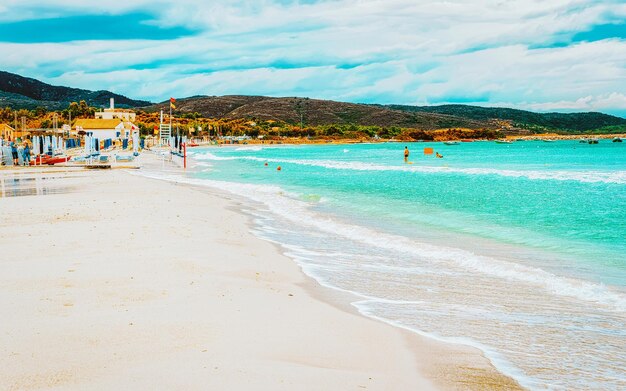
[0, 0, 625, 117]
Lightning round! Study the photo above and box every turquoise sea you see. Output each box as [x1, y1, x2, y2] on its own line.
[182, 140, 625, 390]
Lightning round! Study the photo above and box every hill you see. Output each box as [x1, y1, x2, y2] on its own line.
[2, 71, 624, 133]
[0, 70, 151, 109]
[386, 104, 626, 132]
[146, 96, 491, 131]
[145, 96, 626, 133]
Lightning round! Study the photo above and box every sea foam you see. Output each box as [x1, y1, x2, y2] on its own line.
[193, 153, 626, 184]
[137, 170, 626, 312]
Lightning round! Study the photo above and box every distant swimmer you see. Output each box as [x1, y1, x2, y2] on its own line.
[404, 146, 410, 162]
[436, 152, 443, 158]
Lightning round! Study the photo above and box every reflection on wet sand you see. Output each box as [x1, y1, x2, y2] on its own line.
[0, 174, 80, 198]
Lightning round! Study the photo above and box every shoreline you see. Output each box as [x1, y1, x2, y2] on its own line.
[214, 188, 524, 390]
[1, 158, 522, 390]
[184, 132, 626, 146]
[181, 143, 625, 390]
[142, 155, 525, 390]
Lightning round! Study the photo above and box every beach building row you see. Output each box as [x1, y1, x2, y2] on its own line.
[74, 119, 137, 140]
[2, 118, 138, 143]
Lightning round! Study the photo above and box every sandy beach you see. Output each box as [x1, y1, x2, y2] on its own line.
[0, 157, 521, 390]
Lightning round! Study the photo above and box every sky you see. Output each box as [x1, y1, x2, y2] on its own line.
[0, 0, 625, 117]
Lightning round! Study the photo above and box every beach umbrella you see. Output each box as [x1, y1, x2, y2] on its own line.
[132, 131, 139, 154]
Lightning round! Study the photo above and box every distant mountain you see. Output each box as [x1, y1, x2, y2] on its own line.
[146, 95, 626, 133]
[386, 104, 626, 132]
[0, 70, 151, 109]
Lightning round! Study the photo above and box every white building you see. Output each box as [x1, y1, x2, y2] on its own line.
[75, 119, 137, 140]
[95, 98, 137, 122]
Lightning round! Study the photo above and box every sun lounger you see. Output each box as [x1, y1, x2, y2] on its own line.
[116, 155, 135, 162]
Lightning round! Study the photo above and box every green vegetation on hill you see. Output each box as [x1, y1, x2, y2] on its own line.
[1, 100, 100, 130]
[387, 104, 626, 132]
[146, 96, 626, 134]
[145, 96, 491, 130]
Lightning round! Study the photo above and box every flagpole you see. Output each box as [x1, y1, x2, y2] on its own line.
[169, 101, 172, 146]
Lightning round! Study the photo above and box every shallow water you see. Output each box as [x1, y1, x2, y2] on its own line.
[183, 141, 625, 390]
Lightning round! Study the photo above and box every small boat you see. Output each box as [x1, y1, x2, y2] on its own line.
[515, 138, 525, 141]
[30, 155, 51, 165]
[542, 139, 556, 142]
[588, 138, 599, 144]
[443, 141, 460, 145]
[495, 139, 513, 144]
[613, 137, 623, 143]
[579, 138, 588, 143]
[46, 156, 72, 165]
[30, 155, 71, 165]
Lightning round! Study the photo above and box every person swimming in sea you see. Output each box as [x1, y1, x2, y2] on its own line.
[436, 152, 443, 158]
[404, 146, 410, 162]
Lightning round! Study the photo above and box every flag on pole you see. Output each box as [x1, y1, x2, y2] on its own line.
[170, 97, 176, 110]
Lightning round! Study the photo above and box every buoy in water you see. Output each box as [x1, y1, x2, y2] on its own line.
[277, 166, 282, 171]
[264, 162, 268, 166]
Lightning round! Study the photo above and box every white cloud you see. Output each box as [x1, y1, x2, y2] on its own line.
[520, 93, 626, 112]
[0, 0, 624, 116]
